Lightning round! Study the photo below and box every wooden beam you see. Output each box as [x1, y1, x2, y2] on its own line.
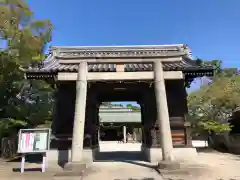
[116, 64, 125, 72]
[57, 71, 183, 81]
[58, 56, 182, 64]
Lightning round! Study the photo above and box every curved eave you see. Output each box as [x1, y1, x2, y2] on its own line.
[25, 71, 57, 79]
[25, 66, 214, 80]
[183, 66, 214, 77]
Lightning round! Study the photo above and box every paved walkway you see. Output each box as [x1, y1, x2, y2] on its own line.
[82, 151, 240, 180]
[0, 161, 163, 180]
[82, 161, 162, 180]
[0, 142, 239, 179]
[83, 142, 162, 179]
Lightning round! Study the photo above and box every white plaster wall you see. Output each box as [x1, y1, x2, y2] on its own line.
[99, 141, 141, 152]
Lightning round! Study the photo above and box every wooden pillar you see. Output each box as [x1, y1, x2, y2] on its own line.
[51, 89, 58, 136]
[123, 125, 127, 143]
[183, 86, 192, 147]
[140, 103, 145, 145]
[141, 94, 152, 147]
[147, 89, 159, 147]
[71, 61, 88, 162]
[98, 124, 100, 142]
[95, 102, 100, 146]
[154, 61, 174, 161]
[90, 100, 100, 148]
[185, 121, 192, 146]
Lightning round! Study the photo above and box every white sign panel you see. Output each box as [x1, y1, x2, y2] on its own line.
[18, 128, 51, 153]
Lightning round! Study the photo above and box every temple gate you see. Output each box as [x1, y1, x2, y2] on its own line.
[25, 44, 213, 169]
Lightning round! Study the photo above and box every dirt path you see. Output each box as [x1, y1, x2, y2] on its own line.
[194, 151, 240, 179]
[0, 151, 239, 179]
[81, 161, 163, 180]
[82, 151, 240, 180]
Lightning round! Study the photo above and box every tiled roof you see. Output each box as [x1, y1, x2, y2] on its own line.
[26, 54, 212, 73]
[25, 44, 214, 77]
[51, 44, 193, 59]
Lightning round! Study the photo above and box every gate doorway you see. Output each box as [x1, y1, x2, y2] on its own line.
[93, 88, 144, 161]
[96, 101, 143, 161]
[96, 142, 144, 162]
[98, 101, 141, 143]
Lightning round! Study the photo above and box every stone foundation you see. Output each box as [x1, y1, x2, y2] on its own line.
[142, 146, 198, 162]
[46, 148, 99, 165]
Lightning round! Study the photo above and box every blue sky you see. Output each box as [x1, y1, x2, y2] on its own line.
[26, 0, 239, 106]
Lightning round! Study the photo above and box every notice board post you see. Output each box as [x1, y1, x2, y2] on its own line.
[17, 128, 51, 173]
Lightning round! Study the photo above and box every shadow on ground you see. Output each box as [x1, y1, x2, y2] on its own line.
[7, 154, 43, 163]
[92, 151, 162, 176]
[196, 147, 229, 153]
[7, 154, 44, 172]
[12, 167, 43, 172]
[82, 160, 161, 180]
[196, 147, 216, 152]
[120, 160, 212, 180]
[92, 150, 215, 179]
[120, 160, 161, 174]
[113, 178, 155, 180]
[94, 151, 146, 162]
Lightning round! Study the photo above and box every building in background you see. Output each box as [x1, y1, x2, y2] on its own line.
[99, 104, 141, 143]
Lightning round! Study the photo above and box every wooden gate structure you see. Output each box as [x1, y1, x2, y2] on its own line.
[25, 44, 213, 168]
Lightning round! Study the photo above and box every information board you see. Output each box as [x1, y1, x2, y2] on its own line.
[18, 128, 51, 153]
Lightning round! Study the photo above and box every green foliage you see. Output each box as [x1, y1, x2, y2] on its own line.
[198, 120, 232, 134]
[188, 60, 240, 134]
[0, 0, 54, 138]
[0, 0, 53, 65]
[126, 104, 140, 111]
[36, 121, 52, 128]
[0, 118, 27, 137]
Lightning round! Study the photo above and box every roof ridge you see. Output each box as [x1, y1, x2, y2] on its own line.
[50, 44, 186, 50]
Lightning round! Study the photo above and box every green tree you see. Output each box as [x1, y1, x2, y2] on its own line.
[126, 104, 133, 109]
[126, 104, 140, 111]
[0, 0, 52, 64]
[0, 0, 53, 137]
[188, 60, 240, 135]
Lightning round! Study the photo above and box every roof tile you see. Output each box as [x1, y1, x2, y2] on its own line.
[25, 45, 213, 77]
